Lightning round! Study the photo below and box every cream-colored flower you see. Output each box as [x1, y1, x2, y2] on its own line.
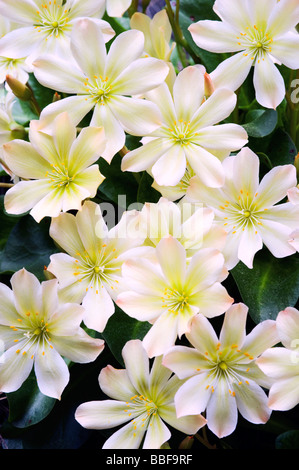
[48, 200, 144, 333]
[75, 339, 206, 449]
[3, 112, 106, 222]
[0, 269, 104, 399]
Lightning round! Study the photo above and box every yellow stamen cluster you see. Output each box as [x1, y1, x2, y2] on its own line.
[161, 287, 190, 315]
[46, 162, 73, 189]
[34, 0, 71, 39]
[83, 76, 112, 105]
[11, 313, 53, 359]
[237, 24, 274, 63]
[219, 188, 267, 236]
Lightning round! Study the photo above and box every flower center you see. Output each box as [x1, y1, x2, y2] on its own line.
[219, 188, 267, 236]
[167, 119, 195, 146]
[237, 25, 273, 62]
[73, 245, 121, 293]
[35, 1, 72, 38]
[83, 76, 113, 105]
[162, 287, 190, 315]
[124, 395, 158, 437]
[11, 314, 53, 358]
[46, 163, 73, 189]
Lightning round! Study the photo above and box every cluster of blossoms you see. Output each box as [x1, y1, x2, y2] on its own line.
[0, 0, 299, 450]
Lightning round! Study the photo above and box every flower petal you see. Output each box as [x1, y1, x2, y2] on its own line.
[268, 0, 299, 37]
[99, 365, 137, 401]
[143, 414, 171, 449]
[112, 57, 169, 96]
[267, 376, 299, 411]
[189, 20, 243, 53]
[152, 145, 187, 187]
[184, 143, 225, 188]
[210, 51, 253, 92]
[206, 377, 238, 438]
[75, 400, 133, 429]
[155, 236, 186, 290]
[173, 66, 205, 121]
[194, 123, 248, 151]
[70, 18, 107, 79]
[238, 224, 263, 269]
[256, 164, 297, 208]
[253, 55, 286, 109]
[142, 312, 179, 358]
[33, 55, 86, 94]
[270, 32, 299, 69]
[3, 140, 51, 179]
[108, 95, 162, 136]
[105, 29, 144, 81]
[34, 341, 70, 399]
[219, 303, 248, 349]
[276, 307, 299, 348]
[4, 179, 52, 217]
[69, 126, 106, 173]
[121, 340, 150, 396]
[121, 138, 172, 173]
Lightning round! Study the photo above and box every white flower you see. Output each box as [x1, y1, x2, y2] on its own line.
[99, 0, 132, 18]
[0, 269, 104, 399]
[121, 65, 248, 188]
[75, 339, 206, 449]
[3, 112, 106, 222]
[48, 200, 144, 333]
[257, 307, 299, 411]
[163, 303, 279, 438]
[117, 236, 233, 358]
[32, 19, 169, 162]
[0, 0, 115, 64]
[136, 196, 227, 258]
[187, 147, 299, 269]
[188, 0, 299, 109]
[130, 10, 176, 62]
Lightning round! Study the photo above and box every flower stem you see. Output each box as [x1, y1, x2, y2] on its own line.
[128, 0, 139, 17]
[164, 0, 200, 64]
[194, 428, 216, 449]
[0, 182, 14, 188]
[287, 69, 299, 146]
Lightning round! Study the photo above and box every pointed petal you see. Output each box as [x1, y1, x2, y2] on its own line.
[253, 55, 286, 109]
[185, 144, 225, 188]
[276, 307, 299, 348]
[152, 145, 186, 187]
[99, 365, 137, 401]
[112, 57, 169, 96]
[108, 95, 162, 136]
[52, 112, 76, 163]
[206, 378, 238, 438]
[90, 102, 125, 163]
[34, 342, 70, 399]
[32, 55, 85, 94]
[268, 0, 299, 37]
[189, 20, 243, 53]
[121, 138, 171, 173]
[194, 123, 248, 151]
[155, 236, 186, 290]
[238, 224, 263, 269]
[191, 88, 237, 129]
[121, 340, 150, 396]
[53, 329, 104, 364]
[106, 0, 131, 17]
[10, 269, 42, 317]
[173, 66, 205, 121]
[175, 373, 212, 417]
[70, 18, 106, 79]
[256, 164, 297, 208]
[210, 51, 253, 92]
[234, 379, 272, 424]
[160, 403, 206, 435]
[258, 219, 297, 258]
[219, 303, 248, 349]
[75, 400, 132, 429]
[3, 140, 51, 179]
[143, 414, 170, 449]
[163, 345, 209, 380]
[270, 32, 299, 69]
[4, 179, 52, 217]
[105, 29, 144, 81]
[82, 285, 115, 333]
[39, 95, 95, 129]
[0, 343, 34, 393]
[268, 376, 299, 411]
[69, 126, 106, 173]
[142, 312, 179, 358]
[49, 212, 85, 257]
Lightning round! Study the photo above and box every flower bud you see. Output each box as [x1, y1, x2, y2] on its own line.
[6, 75, 33, 102]
[295, 152, 299, 180]
[179, 435, 194, 449]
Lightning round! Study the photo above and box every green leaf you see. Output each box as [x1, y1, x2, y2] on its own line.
[0, 215, 58, 280]
[6, 372, 56, 428]
[137, 172, 161, 204]
[231, 249, 299, 323]
[267, 128, 297, 166]
[0, 196, 22, 250]
[102, 305, 151, 366]
[242, 109, 278, 138]
[97, 154, 139, 209]
[276, 431, 299, 449]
